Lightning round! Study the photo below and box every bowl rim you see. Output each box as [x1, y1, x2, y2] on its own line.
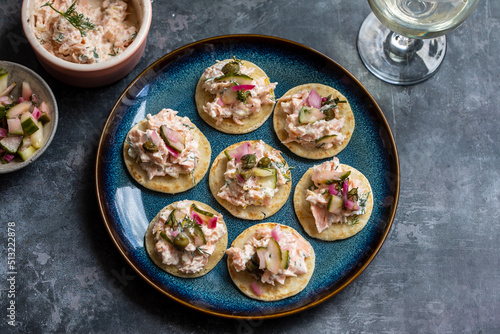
[0, 60, 59, 173]
[21, 0, 152, 72]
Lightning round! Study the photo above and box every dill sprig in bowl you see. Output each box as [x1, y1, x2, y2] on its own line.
[21, 0, 152, 88]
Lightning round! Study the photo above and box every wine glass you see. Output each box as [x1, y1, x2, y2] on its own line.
[357, 0, 479, 85]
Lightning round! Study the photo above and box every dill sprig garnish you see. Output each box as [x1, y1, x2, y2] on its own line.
[42, 1, 96, 37]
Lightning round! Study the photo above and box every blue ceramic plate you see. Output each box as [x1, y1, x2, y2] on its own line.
[96, 35, 400, 319]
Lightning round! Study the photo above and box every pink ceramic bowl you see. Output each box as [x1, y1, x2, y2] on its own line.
[21, 0, 152, 88]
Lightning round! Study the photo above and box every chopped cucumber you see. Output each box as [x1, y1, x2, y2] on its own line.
[160, 125, 184, 153]
[191, 203, 214, 220]
[280, 249, 290, 270]
[255, 168, 277, 189]
[265, 239, 282, 274]
[20, 136, 32, 150]
[7, 118, 23, 135]
[0, 70, 7, 93]
[17, 145, 36, 161]
[160, 231, 173, 245]
[38, 112, 51, 125]
[213, 73, 253, 85]
[30, 120, 43, 149]
[252, 167, 275, 177]
[6, 101, 31, 119]
[315, 134, 337, 147]
[339, 170, 351, 181]
[20, 112, 39, 136]
[221, 88, 238, 104]
[327, 195, 343, 213]
[0, 135, 23, 154]
[298, 106, 324, 124]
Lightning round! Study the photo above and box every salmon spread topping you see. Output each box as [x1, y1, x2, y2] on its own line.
[306, 158, 370, 233]
[152, 200, 226, 274]
[126, 108, 199, 180]
[217, 141, 290, 207]
[202, 58, 277, 125]
[280, 89, 347, 149]
[226, 224, 311, 285]
[33, 0, 138, 64]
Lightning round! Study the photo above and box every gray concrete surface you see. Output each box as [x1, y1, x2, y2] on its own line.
[0, 0, 499, 333]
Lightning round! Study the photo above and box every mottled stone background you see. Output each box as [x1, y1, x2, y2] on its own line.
[0, 0, 499, 333]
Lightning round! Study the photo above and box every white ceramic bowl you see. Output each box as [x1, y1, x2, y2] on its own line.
[0, 61, 58, 173]
[21, 0, 152, 88]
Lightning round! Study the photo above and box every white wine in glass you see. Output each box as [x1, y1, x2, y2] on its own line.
[357, 0, 479, 85]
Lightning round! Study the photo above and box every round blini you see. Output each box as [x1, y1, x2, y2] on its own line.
[227, 223, 315, 301]
[195, 59, 275, 134]
[273, 83, 355, 159]
[209, 140, 292, 220]
[145, 200, 228, 278]
[123, 118, 211, 194]
[294, 164, 373, 241]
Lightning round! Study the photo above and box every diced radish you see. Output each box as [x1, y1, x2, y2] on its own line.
[328, 184, 339, 195]
[344, 199, 360, 211]
[216, 98, 225, 107]
[17, 97, 25, 103]
[250, 282, 263, 296]
[4, 154, 15, 162]
[171, 230, 179, 238]
[271, 224, 282, 242]
[22, 82, 32, 101]
[207, 216, 217, 229]
[236, 173, 245, 183]
[305, 89, 322, 109]
[0, 127, 7, 138]
[32, 107, 41, 120]
[191, 212, 204, 225]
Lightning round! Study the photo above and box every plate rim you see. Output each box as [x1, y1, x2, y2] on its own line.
[95, 34, 400, 319]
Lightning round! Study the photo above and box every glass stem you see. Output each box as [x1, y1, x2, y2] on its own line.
[383, 32, 423, 63]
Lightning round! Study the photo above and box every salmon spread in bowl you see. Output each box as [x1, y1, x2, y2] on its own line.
[32, 0, 138, 64]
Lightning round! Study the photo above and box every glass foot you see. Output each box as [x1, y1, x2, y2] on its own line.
[357, 13, 446, 85]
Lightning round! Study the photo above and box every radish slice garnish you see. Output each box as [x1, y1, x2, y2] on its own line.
[231, 84, 255, 91]
[207, 216, 218, 229]
[250, 282, 263, 296]
[271, 224, 282, 242]
[305, 89, 322, 109]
